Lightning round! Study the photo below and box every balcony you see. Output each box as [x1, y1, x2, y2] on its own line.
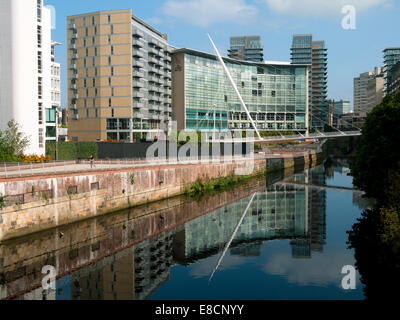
[133, 81, 145, 89]
[69, 63, 77, 69]
[71, 73, 78, 79]
[69, 23, 76, 29]
[72, 114, 79, 120]
[69, 103, 77, 110]
[133, 112, 144, 118]
[71, 33, 78, 39]
[72, 52, 78, 59]
[149, 47, 160, 55]
[149, 57, 160, 65]
[132, 71, 145, 79]
[133, 50, 144, 59]
[164, 55, 172, 62]
[70, 43, 76, 49]
[70, 83, 77, 89]
[149, 76, 162, 84]
[71, 93, 79, 99]
[133, 29, 144, 38]
[132, 60, 144, 68]
[132, 39, 146, 48]
[132, 91, 145, 98]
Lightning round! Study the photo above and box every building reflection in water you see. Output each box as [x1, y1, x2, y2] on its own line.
[8, 166, 328, 300]
[174, 166, 327, 266]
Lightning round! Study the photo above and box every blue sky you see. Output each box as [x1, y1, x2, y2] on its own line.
[46, 0, 400, 109]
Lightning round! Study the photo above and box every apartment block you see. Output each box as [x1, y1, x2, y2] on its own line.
[0, 0, 56, 155]
[291, 35, 328, 131]
[228, 36, 264, 62]
[172, 49, 309, 133]
[388, 61, 400, 96]
[366, 75, 384, 111]
[67, 10, 173, 143]
[354, 67, 383, 117]
[383, 48, 400, 95]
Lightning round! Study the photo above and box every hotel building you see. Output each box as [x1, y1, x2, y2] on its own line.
[172, 49, 309, 134]
[67, 10, 173, 142]
[0, 0, 56, 155]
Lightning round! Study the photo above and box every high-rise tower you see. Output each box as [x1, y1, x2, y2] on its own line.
[291, 34, 328, 131]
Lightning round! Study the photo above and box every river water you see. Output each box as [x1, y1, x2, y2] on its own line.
[0, 158, 370, 300]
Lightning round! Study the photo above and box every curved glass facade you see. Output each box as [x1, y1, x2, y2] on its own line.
[174, 49, 308, 133]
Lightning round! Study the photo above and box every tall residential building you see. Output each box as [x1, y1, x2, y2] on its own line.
[291, 35, 328, 131]
[366, 74, 384, 111]
[172, 49, 309, 133]
[388, 61, 400, 96]
[383, 48, 400, 95]
[67, 10, 173, 143]
[228, 36, 264, 62]
[0, 0, 56, 155]
[354, 67, 383, 117]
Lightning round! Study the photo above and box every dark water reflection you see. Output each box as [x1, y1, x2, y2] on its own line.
[0, 160, 368, 300]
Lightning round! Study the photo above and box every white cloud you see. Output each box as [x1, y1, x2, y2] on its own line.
[264, 251, 358, 286]
[265, 0, 388, 17]
[161, 0, 259, 27]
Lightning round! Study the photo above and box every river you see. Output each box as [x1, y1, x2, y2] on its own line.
[0, 158, 371, 300]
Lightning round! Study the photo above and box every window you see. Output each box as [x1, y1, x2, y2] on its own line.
[38, 77, 42, 99]
[108, 15, 111, 24]
[38, 52, 42, 73]
[37, 0, 42, 22]
[37, 26, 42, 48]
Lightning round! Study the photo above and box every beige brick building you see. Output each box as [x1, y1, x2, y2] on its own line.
[67, 10, 173, 142]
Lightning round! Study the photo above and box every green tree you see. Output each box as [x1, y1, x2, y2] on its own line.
[0, 120, 30, 161]
[352, 92, 400, 202]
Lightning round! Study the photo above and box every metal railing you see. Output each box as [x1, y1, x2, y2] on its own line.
[0, 155, 271, 179]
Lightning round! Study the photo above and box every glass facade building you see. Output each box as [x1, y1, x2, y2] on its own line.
[383, 48, 400, 95]
[291, 35, 328, 130]
[172, 49, 309, 133]
[228, 36, 264, 63]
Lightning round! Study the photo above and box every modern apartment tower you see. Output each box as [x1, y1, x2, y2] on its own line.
[291, 35, 328, 131]
[172, 49, 309, 134]
[0, 0, 55, 155]
[388, 61, 400, 96]
[67, 10, 173, 142]
[354, 67, 383, 117]
[228, 36, 264, 63]
[383, 48, 400, 95]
